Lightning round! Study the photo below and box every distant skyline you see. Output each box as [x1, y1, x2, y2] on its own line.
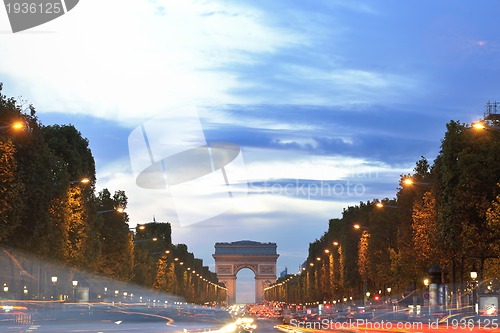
[2, 0, 500, 303]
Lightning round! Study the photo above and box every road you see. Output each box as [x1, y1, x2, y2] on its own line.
[252, 318, 281, 332]
[0, 301, 233, 333]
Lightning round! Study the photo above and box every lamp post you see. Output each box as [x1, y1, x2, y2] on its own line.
[51, 276, 58, 300]
[470, 269, 478, 314]
[72, 280, 78, 302]
[423, 278, 430, 315]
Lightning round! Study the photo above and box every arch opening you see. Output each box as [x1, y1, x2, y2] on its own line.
[236, 268, 256, 304]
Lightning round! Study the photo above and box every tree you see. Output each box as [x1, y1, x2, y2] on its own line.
[132, 221, 172, 287]
[412, 191, 441, 272]
[0, 139, 23, 243]
[392, 157, 432, 289]
[1, 85, 69, 255]
[94, 189, 133, 280]
[153, 255, 177, 293]
[357, 230, 370, 296]
[433, 121, 500, 284]
[485, 189, 500, 278]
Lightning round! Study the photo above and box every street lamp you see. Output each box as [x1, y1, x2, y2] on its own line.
[72, 280, 78, 302]
[403, 178, 431, 186]
[0, 121, 24, 131]
[133, 237, 158, 244]
[386, 287, 392, 309]
[470, 269, 478, 314]
[3, 284, 8, 293]
[423, 278, 430, 315]
[69, 178, 90, 185]
[97, 207, 125, 215]
[354, 224, 369, 230]
[51, 276, 58, 300]
[472, 121, 500, 132]
[375, 202, 397, 209]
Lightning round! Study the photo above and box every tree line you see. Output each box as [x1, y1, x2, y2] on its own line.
[266, 118, 500, 306]
[0, 84, 224, 304]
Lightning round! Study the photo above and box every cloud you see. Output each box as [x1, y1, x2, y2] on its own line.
[0, 0, 310, 126]
[0, 0, 427, 127]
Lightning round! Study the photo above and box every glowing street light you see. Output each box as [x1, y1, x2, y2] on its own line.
[133, 237, 158, 244]
[472, 121, 500, 132]
[97, 207, 125, 215]
[375, 202, 397, 209]
[471, 268, 478, 314]
[51, 276, 58, 300]
[72, 280, 78, 302]
[473, 122, 487, 130]
[354, 224, 369, 230]
[0, 121, 24, 131]
[403, 178, 430, 186]
[69, 178, 90, 185]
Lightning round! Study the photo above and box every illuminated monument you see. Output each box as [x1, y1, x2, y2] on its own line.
[213, 241, 279, 304]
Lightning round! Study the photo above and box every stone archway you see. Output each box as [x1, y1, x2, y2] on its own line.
[213, 241, 279, 305]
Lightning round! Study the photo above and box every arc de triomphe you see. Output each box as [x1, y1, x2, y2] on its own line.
[213, 241, 279, 304]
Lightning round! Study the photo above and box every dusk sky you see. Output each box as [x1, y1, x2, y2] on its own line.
[1, 1, 500, 302]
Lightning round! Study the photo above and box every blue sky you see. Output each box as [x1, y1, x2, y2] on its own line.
[1, 0, 500, 303]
